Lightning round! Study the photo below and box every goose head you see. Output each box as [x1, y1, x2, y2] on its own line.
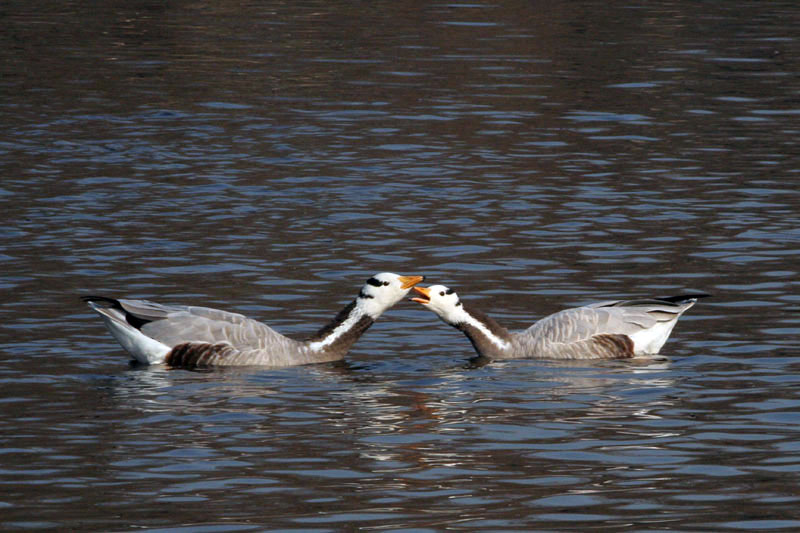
[359, 273, 425, 317]
[411, 284, 465, 325]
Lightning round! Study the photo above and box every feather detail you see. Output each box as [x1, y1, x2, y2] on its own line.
[166, 342, 237, 368]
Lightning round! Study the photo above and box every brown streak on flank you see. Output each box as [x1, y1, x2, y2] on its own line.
[593, 334, 635, 359]
[165, 343, 187, 367]
[166, 342, 234, 368]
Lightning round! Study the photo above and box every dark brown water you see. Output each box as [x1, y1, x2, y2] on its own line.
[2, 0, 800, 530]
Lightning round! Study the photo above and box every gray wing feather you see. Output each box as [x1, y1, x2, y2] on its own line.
[520, 303, 683, 344]
[117, 299, 184, 321]
[122, 300, 288, 350]
[490, 295, 703, 360]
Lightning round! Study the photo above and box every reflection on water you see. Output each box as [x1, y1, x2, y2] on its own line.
[43, 356, 789, 531]
[2, 0, 800, 529]
[91, 360, 684, 523]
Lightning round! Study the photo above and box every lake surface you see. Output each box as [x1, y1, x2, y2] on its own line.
[2, 0, 800, 530]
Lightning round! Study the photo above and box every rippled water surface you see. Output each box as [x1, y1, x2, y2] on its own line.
[2, 0, 800, 530]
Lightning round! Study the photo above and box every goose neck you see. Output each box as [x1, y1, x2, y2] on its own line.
[453, 304, 512, 359]
[307, 299, 375, 356]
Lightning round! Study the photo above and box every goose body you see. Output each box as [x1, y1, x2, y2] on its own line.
[84, 273, 424, 367]
[412, 285, 707, 361]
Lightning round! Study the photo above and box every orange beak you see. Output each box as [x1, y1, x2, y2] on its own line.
[411, 286, 431, 304]
[398, 275, 425, 290]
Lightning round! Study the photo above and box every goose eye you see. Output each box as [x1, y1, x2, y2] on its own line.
[383, 281, 389, 286]
[439, 291, 445, 297]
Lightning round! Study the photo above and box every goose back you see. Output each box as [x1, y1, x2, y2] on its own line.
[511, 296, 702, 359]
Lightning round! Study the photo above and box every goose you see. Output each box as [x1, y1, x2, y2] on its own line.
[411, 284, 708, 361]
[83, 273, 424, 367]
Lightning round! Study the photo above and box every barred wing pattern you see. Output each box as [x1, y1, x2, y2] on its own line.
[510, 298, 697, 359]
[120, 299, 315, 366]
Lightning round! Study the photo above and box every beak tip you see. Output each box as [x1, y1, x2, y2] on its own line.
[399, 274, 425, 290]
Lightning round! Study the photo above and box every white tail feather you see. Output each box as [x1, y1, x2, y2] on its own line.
[89, 303, 170, 364]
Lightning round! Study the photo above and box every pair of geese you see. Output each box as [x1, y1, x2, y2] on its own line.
[84, 272, 707, 368]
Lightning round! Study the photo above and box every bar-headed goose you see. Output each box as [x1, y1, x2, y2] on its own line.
[412, 284, 707, 361]
[83, 273, 424, 367]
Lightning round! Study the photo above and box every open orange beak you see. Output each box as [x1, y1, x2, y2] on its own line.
[398, 275, 425, 290]
[411, 286, 431, 304]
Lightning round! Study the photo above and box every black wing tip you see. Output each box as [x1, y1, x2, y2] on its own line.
[658, 292, 712, 303]
[81, 295, 121, 307]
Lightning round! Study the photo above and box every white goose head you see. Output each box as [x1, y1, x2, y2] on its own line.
[410, 284, 465, 325]
[358, 272, 425, 318]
